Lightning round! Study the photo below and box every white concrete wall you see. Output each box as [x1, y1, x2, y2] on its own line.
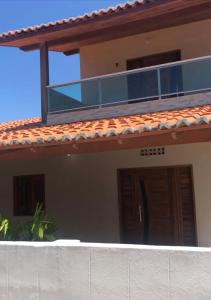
[1, 241, 211, 300]
[0, 142, 211, 246]
[80, 18, 211, 78]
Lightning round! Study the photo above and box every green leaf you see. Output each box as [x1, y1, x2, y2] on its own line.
[0, 202, 55, 241]
[38, 226, 44, 240]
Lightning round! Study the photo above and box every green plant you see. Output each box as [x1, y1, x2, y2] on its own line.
[29, 203, 55, 241]
[0, 203, 55, 241]
[0, 215, 9, 240]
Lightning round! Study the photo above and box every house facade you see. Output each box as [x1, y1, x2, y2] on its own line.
[1, 0, 211, 246]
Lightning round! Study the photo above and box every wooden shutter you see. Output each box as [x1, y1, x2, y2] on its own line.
[14, 174, 45, 216]
[31, 174, 45, 212]
[172, 167, 197, 246]
[119, 171, 144, 244]
[143, 168, 175, 245]
[118, 166, 197, 246]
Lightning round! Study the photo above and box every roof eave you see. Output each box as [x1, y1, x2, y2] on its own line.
[1, 0, 211, 53]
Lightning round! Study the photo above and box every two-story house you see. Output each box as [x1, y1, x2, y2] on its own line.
[1, 0, 211, 246]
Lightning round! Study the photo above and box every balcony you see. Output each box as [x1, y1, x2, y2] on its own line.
[47, 55, 211, 117]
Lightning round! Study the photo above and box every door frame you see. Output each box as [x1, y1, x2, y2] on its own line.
[126, 49, 183, 101]
[117, 164, 198, 245]
[127, 49, 182, 70]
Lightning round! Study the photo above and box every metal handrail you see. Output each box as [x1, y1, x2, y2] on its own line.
[47, 54, 211, 89]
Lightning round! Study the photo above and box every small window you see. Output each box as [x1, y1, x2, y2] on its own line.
[13, 174, 45, 216]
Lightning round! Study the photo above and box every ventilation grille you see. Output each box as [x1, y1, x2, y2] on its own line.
[140, 147, 165, 157]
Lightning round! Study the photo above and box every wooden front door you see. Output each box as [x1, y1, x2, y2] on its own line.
[127, 50, 182, 100]
[118, 166, 197, 246]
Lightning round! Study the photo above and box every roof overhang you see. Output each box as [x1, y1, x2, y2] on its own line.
[1, 104, 211, 160]
[0, 124, 211, 160]
[1, 0, 211, 54]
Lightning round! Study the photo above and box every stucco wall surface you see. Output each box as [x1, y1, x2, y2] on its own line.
[80, 18, 211, 78]
[0, 241, 211, 300]
[1, 142, 211, 246]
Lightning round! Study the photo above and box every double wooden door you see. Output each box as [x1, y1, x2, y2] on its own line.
[118, 166, 197, 246]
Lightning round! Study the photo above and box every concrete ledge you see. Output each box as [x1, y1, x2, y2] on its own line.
[47, 91, 211, 125]
[0, 241, 211, 299]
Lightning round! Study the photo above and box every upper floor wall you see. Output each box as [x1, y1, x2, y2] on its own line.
[80, 18, 211, 78]
[47, 18, 211, 125]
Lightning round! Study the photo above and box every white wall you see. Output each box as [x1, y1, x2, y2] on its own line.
[1, 241, 211, 300]
[1, 142, 211, 246]
[80, 18, 211, 78]
[79, 19, 211, 106]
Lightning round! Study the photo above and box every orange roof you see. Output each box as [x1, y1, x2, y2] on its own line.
[0, 105, 211, 149]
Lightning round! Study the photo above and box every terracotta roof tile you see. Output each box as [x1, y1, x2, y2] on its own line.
[0, 0, 161, 41]
[0, 105, 211, 149]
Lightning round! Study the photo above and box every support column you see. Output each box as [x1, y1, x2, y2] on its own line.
[40, 42, 49, 123]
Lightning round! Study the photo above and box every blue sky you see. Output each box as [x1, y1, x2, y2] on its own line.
[0, 0, 122, 122]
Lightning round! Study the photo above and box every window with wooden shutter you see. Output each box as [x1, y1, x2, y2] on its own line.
[13, 174, 45, 216]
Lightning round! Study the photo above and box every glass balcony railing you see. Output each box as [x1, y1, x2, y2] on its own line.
[47, 55, 211, 114]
